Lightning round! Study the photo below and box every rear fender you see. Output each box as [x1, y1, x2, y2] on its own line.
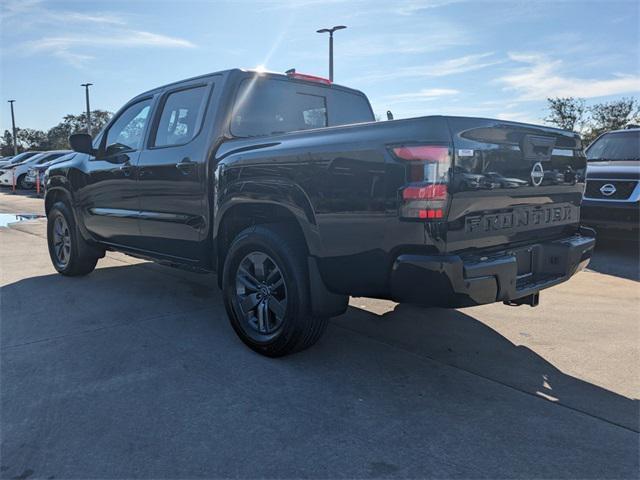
[213, 178, 322, 257]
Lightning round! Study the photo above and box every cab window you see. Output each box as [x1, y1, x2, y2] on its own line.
[153, 85, 209, 147]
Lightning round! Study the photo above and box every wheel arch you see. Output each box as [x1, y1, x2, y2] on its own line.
[214, 199, 321, 281]
[44, 187, 73, 215]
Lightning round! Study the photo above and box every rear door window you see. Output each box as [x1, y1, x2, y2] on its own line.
[153, 85, 209, 147]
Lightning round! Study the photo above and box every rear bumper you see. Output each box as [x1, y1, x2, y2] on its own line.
[390, 228, 596, 307]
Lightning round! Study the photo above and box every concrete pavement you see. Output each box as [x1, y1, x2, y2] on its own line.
[1, 190, 638, 479]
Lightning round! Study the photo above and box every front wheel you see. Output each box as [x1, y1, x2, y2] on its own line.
[47, 201, 100, 276]
[222, 225, 328, 357]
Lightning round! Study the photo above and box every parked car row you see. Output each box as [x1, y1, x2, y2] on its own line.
[25, 153, 78, 191]
[0, 150, 71, 190]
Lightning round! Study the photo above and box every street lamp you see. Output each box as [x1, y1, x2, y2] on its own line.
[316, 25, 347, 82]
[7, 100, 17, 155]
[81, 83, 93, 135]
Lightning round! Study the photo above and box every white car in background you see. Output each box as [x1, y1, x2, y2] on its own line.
[0, 151, 41, 169]
[0, 150, 70, 189]
[25, 152, 77, 192]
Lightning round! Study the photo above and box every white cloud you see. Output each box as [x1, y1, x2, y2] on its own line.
[499, 53, 640, 100]
[384, 88, 460, 104]
[496, 111, 540, 124]
[259, 0, 464, 12]
[1, 0, 125, 26]
[392, 0, 467, 15]
[358, 52, 502, 82]
[340, 30, 469, 57]
[27, 31, 195, 52]
[4, 0, 195, 67]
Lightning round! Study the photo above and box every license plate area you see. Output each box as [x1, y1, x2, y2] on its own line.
[515, 248, 533, 278]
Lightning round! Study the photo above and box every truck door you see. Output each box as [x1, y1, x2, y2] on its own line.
[136, 81, 214, 261]
[79, 97, 153, 247]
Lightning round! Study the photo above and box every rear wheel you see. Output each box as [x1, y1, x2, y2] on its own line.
[47, 201, 100, 276]
[222, 225, 328, 357]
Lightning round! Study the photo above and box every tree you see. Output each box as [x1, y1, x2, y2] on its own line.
[0, 110, 113, 154]
[0, 130, 17, 156]
[17, 128, 49, 150]
[545, 96, 638, 145]
[545, 97, 586, 132]
[47, 110, 112, 149]
[589, 97, 637, 134]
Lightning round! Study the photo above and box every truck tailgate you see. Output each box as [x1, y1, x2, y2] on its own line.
[445, 117, 586, 253]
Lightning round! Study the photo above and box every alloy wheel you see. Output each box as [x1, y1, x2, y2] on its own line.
[52, 215, 71, 268]
[235, 251, 288, 336]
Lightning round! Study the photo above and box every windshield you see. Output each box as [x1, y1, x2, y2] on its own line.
[14, 153, 46, 166]
[4, 151, 39, 166]
[586, 131, 640, 161]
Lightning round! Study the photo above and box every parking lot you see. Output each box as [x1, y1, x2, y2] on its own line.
[1, 188, 638, 479]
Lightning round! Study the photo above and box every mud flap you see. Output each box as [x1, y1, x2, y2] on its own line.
[308, 257, 349, 318]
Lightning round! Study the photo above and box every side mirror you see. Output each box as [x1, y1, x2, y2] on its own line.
[69, 133, 94, 155]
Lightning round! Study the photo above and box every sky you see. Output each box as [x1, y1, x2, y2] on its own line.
[0, 0, 638, 133]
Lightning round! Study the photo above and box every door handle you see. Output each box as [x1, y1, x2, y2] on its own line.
[176, 157, 196, 175]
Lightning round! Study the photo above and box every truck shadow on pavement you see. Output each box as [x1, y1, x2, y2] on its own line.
[335, 303, 639, 432]
[587, 236, 639, 281]
[2, 261, 638, 432]
[1, 262, 638, 478]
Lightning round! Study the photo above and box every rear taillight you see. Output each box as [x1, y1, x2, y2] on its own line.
[391, 144, 451, 221]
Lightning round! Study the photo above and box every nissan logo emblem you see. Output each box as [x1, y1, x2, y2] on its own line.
[531, 162, 544, 186]
[600, 183, 617, 196]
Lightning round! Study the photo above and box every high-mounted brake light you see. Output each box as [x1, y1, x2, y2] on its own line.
[285, 68, 332, 85]
[390, 144, 451, 222]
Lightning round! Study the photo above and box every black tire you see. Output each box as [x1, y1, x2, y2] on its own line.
[17, 174, 29, 189]
[47, 201, 99, 276]
[222, 224, 328, 357]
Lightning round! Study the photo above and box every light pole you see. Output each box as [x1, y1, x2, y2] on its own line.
[316, 25, 346, 82]
[7, 100, 17, 155]
[81, 83, 93, 135]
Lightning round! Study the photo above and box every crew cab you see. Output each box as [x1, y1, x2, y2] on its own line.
[581, 127, 639, 237]
[45, 68, 595, 356]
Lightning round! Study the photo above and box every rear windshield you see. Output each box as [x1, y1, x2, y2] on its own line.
[230, 77, 373, 137]
[586, 131, 640, 161]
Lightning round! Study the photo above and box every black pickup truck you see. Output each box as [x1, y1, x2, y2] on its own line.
[45, 68, 595, 356]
